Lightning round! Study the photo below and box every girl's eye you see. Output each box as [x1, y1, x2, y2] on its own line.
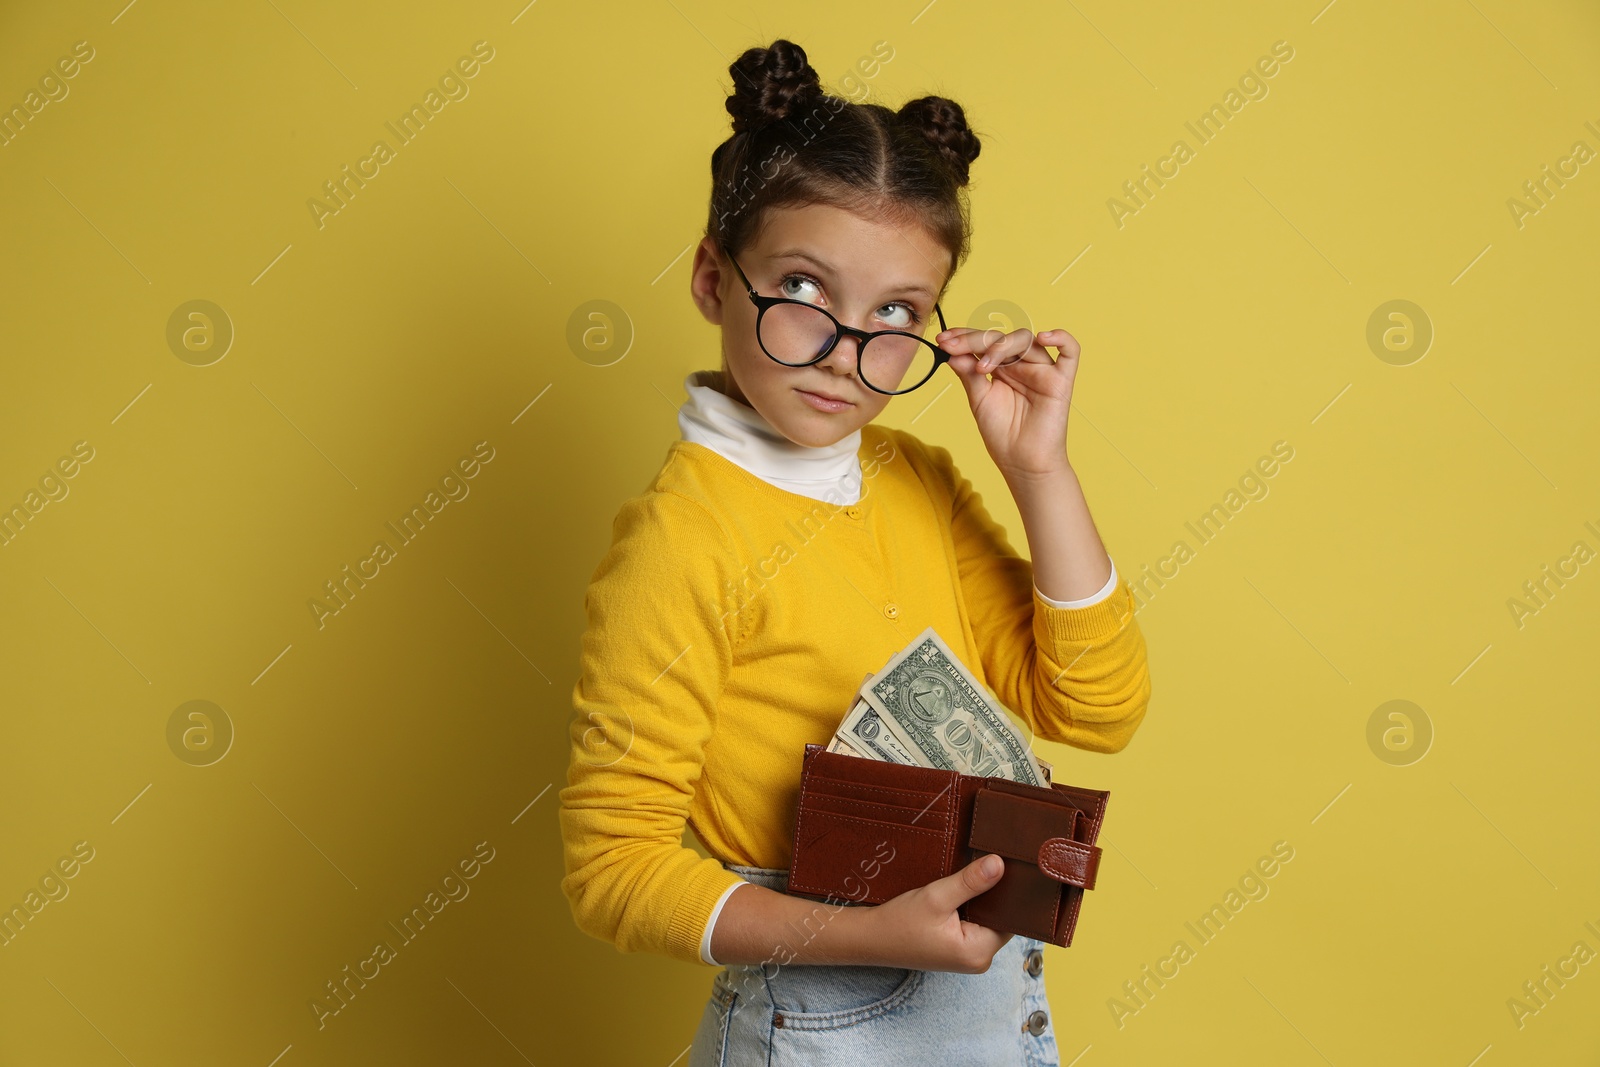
[779, 274, 824, 304]
[876, 303, 918, 330]
[775, 273, 922, 328]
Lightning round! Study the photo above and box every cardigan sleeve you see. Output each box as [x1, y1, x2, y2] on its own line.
[1037, 562, 1118, 608]
[558, 487, 749, 966]
[924, 441, 1152, 754]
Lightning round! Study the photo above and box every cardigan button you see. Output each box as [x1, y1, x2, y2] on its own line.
[883, 603, 899, 619]
[1025, 1009, 1049, 1036]
[1025, 948, 1043, 977]
[845, 505, 863, 519]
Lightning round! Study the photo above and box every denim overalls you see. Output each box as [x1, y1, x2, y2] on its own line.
[688, 863, 1061, 1066]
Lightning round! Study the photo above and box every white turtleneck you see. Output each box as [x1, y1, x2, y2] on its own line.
[676, 367, 1119, 965]
[677, 368, 866, 505]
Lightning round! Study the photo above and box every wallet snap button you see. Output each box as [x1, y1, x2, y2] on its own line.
[1025, 1009, 1049, 1036]
[1025, 948, 1043, 977]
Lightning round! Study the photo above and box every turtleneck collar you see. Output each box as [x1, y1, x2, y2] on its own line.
[677, 369, 862, 505]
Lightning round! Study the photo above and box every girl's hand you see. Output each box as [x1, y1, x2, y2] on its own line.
[853, 853, 1014, 973]
[934, 325, 1081, 482]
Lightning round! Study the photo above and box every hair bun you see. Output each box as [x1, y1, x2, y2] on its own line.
[726, 39, 826, 135]
[897, 95, 981, 184]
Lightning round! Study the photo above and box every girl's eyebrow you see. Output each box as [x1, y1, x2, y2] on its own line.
[768, 248, 939, 301]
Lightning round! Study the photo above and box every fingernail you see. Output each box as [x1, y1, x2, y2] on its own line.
[983, 855, 1002, 877]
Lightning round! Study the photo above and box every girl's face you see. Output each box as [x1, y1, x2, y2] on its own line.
[689, 202, 953, 448]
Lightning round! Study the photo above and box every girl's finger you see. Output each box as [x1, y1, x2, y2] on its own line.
[1036, 328, 1081, 360]
[937, 326, 1026, 358]
[976, 328, 1035, 370]
[934, 327, 991, 355]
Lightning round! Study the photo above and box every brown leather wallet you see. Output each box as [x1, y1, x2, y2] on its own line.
[786, 743, 1108, 946]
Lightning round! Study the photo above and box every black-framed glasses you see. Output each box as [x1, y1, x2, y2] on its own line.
[722, 246, 1020, 395]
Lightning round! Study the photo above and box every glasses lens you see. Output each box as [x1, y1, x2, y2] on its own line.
[758, 302, 839, 366]
[860, 332, 938, 394]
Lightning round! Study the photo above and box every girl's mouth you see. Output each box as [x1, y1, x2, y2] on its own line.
[795, 388, 854, 413]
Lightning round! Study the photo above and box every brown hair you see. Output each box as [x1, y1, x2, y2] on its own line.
[705, 39, 982, 282]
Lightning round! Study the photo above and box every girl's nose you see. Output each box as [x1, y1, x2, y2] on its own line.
[818, 333, 861, 376]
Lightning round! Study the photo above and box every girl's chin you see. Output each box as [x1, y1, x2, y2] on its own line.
[778, 415, 864, 449]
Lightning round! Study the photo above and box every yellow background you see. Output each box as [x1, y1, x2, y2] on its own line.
[2, 0, 1597, 1063]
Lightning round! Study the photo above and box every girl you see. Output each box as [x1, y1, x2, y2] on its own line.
[559, 38, 1152, 1065]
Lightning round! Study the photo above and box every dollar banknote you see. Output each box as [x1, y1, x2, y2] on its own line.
[864, 627, 1049, 783]
[826, 628, 1047, 785]
[831, 698, 933, 766]
[823, 732, 870, 759]
[830, 674, 934, 764]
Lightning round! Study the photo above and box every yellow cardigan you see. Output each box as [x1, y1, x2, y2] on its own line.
[558, 422, 1152, 966]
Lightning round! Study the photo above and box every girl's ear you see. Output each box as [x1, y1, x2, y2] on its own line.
[688, 237, 729, 326]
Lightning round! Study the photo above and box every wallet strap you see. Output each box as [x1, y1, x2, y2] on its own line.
[1038, 836, 1100, 890]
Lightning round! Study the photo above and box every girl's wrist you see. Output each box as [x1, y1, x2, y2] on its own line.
[840, 901, 892, 965]
[794, 899, 883, 966]
[712, 884, 883, 967]
[1001, 461, 1077, 496]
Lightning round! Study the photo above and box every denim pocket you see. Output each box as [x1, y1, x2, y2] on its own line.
[762, 962, 925, 1032]
[688, 971, 740, 1067]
